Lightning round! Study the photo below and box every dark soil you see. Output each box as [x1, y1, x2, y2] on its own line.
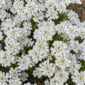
[73, 0, 85, 22]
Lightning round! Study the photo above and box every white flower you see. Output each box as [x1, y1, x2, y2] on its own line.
[51, 41, 69, 57]
[72, 71, 85, 85]
[33, 12, 44, 22]
[3, 0, 12, 9]
[60, 0, 71, 5]
[24, 82, 31, 85]
[55, 21, 68, 33]
[9, 67, 21, 79]
[0, 51, 15, 67]
[0, 9, 7, 20]
[34, 20, 55, 42]
[0, 72, 8, 85]
[45, 0, 57, 9]
[55, 71, 69, 83]
[24, 0, 38, 18]
[20, 72, 28, 82]
[33, 60, 55, 78]
[46, 8, 58, 19]
[18, 54, 31, 70]
[5, 40, 21, 55]
[79, 27, 85, 39]
[0, 0, 83, 84]
[67, 10, 80, 24]
[9, 78, 22, 85]
[24, 82, 37, 85]
[0, 31, 3, 40]
[70, 63, 81, 73]
[28, 42, 49, 64]
[44, 80, 50, 85]
[49, 71, 69, 85]
[12, 0, 24, 13]
[64, 24, 79, 39]
[23, 21, 32, 32]
[56, 2, 66, 13]
[0, 0, 4, 8]
[37, 4, 45, 12]
[55, 55, 71, 69]
[68, 40, 80, 53]
[79, 40, 85, 60]
[1, 18, 15, 32]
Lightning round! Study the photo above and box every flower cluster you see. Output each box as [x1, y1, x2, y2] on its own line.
[0, 0, 85, 85]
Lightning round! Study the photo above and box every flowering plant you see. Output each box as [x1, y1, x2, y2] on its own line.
[0, 0, 85, 85]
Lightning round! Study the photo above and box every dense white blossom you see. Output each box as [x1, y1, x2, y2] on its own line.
[18, 55, 31, 70]
[0, 0, 85, 85]
[72, 71, 85, 85]
[28, 42, 49, 64]
[51, 41, 69, 57]
[9, 78, 22, 85]
[0, 32, 3, 40]
[0, 51, 15, 67]
[34, 20, 55, 42]
[8, 67, 21, 79]
[33, 60, 55, 78]
[0, 72, 8, 85]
